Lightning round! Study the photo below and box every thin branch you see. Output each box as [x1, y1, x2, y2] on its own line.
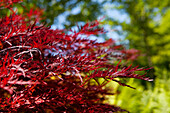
[73, 67, 83, 83]
[0, 46, 31, 53]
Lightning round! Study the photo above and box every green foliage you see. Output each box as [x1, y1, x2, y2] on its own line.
[114, 78, 170, 113]
[106, 0, 170, 78]
[102, 0, 170, 112]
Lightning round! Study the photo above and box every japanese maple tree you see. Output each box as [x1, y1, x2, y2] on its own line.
[0, 0, 152, 112]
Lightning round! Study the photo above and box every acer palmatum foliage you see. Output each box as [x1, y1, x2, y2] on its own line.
[0, 1, 152, 113]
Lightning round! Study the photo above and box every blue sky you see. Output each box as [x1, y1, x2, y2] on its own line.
[50, 1, 130, 43]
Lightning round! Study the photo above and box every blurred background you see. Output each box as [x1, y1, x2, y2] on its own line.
[1, 0, 170, 112]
